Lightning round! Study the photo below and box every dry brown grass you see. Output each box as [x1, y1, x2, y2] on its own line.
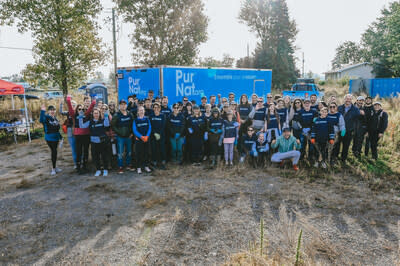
[16, 178, 35, 189]
[141, 197, 167, 209]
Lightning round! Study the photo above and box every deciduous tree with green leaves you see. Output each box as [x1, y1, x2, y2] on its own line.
[0, 0, 106, 95]
[331, 41, 366, 70]
[239, 0, 298, 90]
[362, 1, 400, 77]
[115, 0, 208, 66]
[198, 54, 235, 68]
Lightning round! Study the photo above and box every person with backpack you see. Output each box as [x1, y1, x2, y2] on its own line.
[207, 108, 224, 167]
[40, 104, 63, 175]
[111, 99, 135, 174]
[149, 102, 167, 170]
[365, 102, 388, 160]
[311, 107, 335, 168]
[132, 106, 152, 174]
[337, 94, 360, 162]
[270, 128, 301, 171]
[66, 95, 96, 174]
[167, 103, 186, 164]
[79, 107, 110, 176]
[219, 110, 239, 166]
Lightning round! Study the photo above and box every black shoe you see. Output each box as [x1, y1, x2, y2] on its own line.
[159, 164, 166, 170]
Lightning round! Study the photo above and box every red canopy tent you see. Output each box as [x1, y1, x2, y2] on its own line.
[0, 79, 31, 142]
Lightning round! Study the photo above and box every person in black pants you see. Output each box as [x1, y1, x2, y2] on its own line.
[40, 104, 63, 175]
[132, 106, 152, 174]
[150, 102, 167, 169]
[337, 94, 360, 162]
[365, 102, 388, 160]
[352, 96, 367, 158]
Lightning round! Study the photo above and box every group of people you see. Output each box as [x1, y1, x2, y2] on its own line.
[39, 90, 388, 176]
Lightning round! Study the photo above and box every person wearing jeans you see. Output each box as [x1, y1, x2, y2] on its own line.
[111, 99, 135, 174]
[60, 100, 77, 168]
[271, 127, 301, 171]
[167, 103, 186, 163]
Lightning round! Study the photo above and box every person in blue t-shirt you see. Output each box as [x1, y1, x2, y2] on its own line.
[40, 104, 63, 175]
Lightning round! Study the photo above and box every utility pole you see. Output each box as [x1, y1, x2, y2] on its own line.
[112, 8, 118, 92]
[302, 52, 305, 78]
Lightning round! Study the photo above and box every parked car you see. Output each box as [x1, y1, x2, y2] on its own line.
[282, 79, 324, 101]
[42, 91, 63, 100]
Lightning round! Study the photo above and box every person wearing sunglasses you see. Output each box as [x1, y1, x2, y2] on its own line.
[67, 95, 96, 174]
[263, 93, 274, 108]
[219, 110, 239, 166]
[289, 98, 303, 140]
[167, 103, 186, 164]
[239, 126, 258, 167]
[327, 102, 345, 165]
[248, 97, 267, 132]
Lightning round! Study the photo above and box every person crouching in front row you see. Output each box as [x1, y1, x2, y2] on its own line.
[271, 127, 301, 171]
[240, 126, 258, 168]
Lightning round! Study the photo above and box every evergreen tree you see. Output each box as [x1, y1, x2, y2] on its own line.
[239, 0, 298, 90]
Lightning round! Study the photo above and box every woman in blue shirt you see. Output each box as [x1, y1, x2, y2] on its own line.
[40, 104, 62, 175]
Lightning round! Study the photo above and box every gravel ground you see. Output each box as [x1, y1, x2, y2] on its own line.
[0, 140, 399, 265]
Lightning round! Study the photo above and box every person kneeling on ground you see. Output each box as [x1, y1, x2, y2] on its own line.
[271, 127, 301, 171]
[240, 126, 258, 167]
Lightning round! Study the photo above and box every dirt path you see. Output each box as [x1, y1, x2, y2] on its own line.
[0, 140, 399, 265]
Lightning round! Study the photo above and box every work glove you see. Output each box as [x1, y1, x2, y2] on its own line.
[204, 132, 208, 141]
[341, 129, 346, 137]
[233, 122, 239, 127]
[302, 128, 310, 135]
[329, 139, 334, 145]
[313, 117, 318, 122]
[310, 138, 316, 144]
[154, 133, 161, 141]
[188, 128, 193, 134]
[175, 133, 180, 139]
[141, 136, 149, 142]
[217, 129, 222, 134]
[218, 140, 222, 146]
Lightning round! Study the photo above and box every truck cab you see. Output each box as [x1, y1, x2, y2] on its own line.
[283, 79, 324, 101]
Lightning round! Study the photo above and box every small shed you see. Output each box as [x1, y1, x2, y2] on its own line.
[324, 62, 375, 81]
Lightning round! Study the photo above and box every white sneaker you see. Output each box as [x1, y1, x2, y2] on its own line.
[73, 165, 77, 169]
[94, 170, 101, 177]
[55, 168, 62, 173]
[321, 162, 327, 169]
[103, 170, 108, 176]
[51, 169, 56, 175]
[229, 161, 233, 166]
[144, 166, 152, 173]
[313, 162, 319, 168]
[137, 168, 142, 174]
[203, 156, 208, 161]
[225, 161, 229, 166]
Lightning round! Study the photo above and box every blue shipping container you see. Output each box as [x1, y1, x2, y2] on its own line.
[350, 77, 400, 98]
[117, 66, 272, 105]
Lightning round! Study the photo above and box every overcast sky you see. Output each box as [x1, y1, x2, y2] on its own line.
[0, 0, 394, 78]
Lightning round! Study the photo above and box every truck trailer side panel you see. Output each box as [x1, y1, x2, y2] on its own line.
[117, 68, 160, 102]
[162, 67, 272, 104]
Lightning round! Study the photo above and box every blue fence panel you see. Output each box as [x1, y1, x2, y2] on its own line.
[162, 67, 272, 105]
[117, 68, 160, 102]
[371, 78, 400, 98]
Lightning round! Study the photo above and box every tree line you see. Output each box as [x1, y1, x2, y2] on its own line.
[331, 2, 400, 78]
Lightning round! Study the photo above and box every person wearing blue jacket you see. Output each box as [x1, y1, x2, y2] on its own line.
[167, 103, 186, 164]
[40, 104, 63, 175]
[337, 94, 360, 162]
[150, 102, 166, 170]
[240, 126, 258, 168]
[219, 110, 239, 166]
[256, 132, 269, 168]
[79, 107, 110, 176]
[186, 105, 207, 164]
[327, 102, 346, 164]
[297, 99, 318, 161]
[132, 106, 152, 174]
[207, 108, 224, 167]
[311, 107, 335, 168]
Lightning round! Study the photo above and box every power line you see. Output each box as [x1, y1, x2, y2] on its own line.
[0, 46, 32, 51]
